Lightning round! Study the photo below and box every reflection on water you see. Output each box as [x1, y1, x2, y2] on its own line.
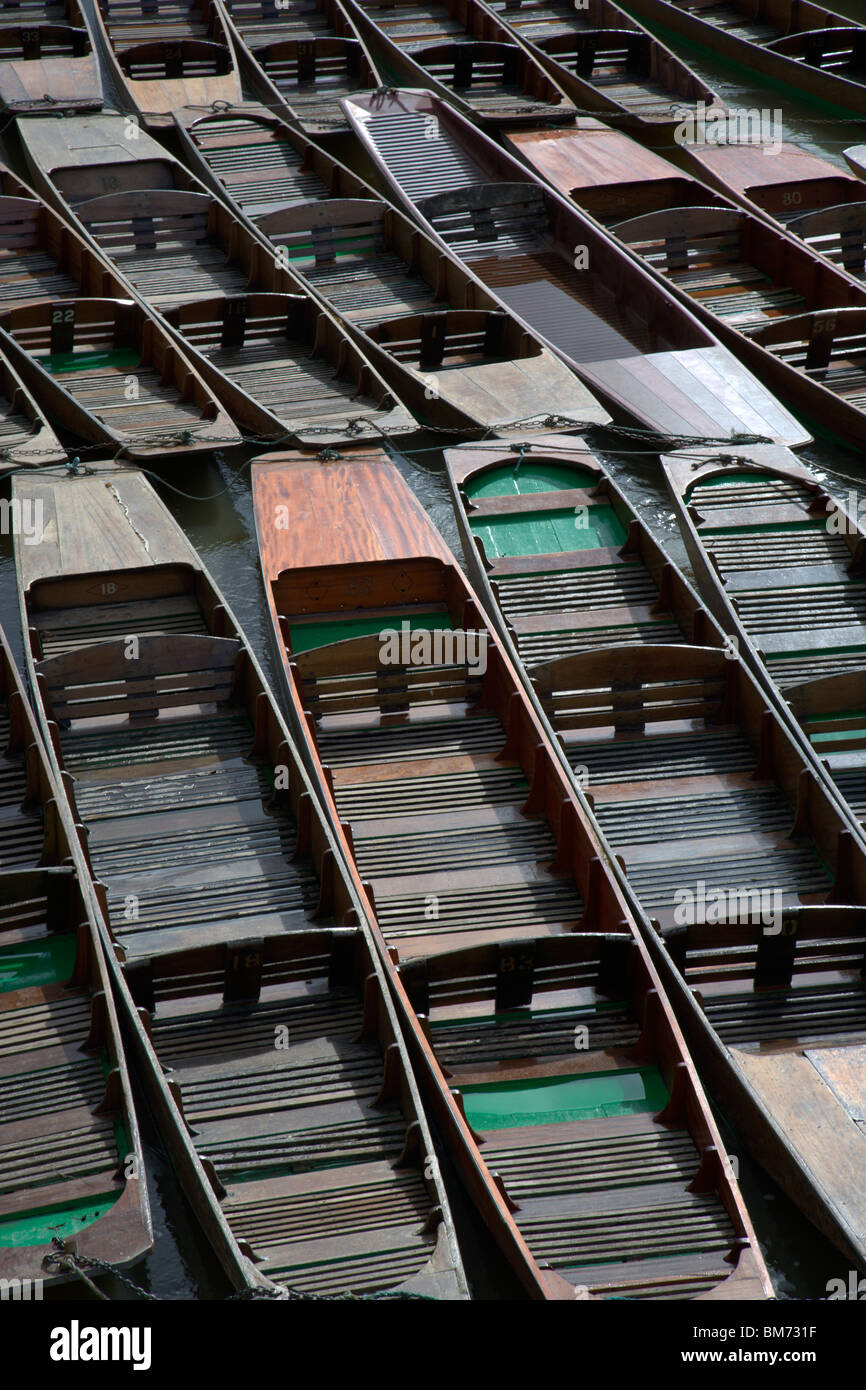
[8, 0, 866, 1302]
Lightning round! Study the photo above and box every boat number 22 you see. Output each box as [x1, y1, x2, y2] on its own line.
[52, 308, 75, 324]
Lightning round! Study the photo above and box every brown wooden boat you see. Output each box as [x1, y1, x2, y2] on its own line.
[678, 140, 866, 282]
[343, 88, 810, 446]
[0, 0, 102, 114]
[621, 0, 866, 117]
[13, 460, 468, 1300]
[0, 347, 64, 471]
[661, 443, 866, 693]
[18, 114, 283, 311]
[91, 0, 243, 130]
[505, 120, 866, 452]
[341, 0, 578, 129]
[440, 433, 866, 1272]
[218, 0, 383, 134]
[0, 621, 151, 1288]
[19, 113, 419, 443]
[161, 292, 415, 445]
[173, 107, 373, 223]
[0, 297, 241, 461]
[482, 0, 723, 135]
[249, 445, 772, 1300]
[254, 194, 610, 434]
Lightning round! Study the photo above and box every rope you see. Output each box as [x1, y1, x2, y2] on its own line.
[44, 1237, 431, 1301]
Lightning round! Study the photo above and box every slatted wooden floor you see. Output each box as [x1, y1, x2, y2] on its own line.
[223, 0, 340, 44]
[126, 928, 445, 1294]
[486, 0, 601, 40]
[284, 615, 584, 959]
[0, 882, 126, 1252]
[415, 944, 739, 1297]
[619, 216, 808, 334]
[31, 596, 323, 961]
[250, 42, 372, 131]
[457, 455, 689, 666]
[79, 196, 249, 308]
[0, 698, 42, 870]
[97, 0, 211, 42]
[683, 469, 866, 684]
[171, 302, 396, 429]
[676, 2, 779, 44]
[184, 115, 333, 215]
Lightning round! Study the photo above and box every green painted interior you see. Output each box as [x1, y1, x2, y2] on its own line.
[461, 1066, 669, 1131]
[39, 349, 141, 376]
[465, 461, 625, 558]
[0, 935, 77, 994]
[810, 714, 866, 745]
[465, 462, 598, 497]
[0, 1196, 120, 1249]
[289, 610, 452, 654]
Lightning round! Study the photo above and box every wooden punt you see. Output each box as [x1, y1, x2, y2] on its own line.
[13, 460, 467, 1300]
[342, 88, 810, 446]
[18, 114, 419, 444]
[173, 107, 373, 222]
[18, 113, 288, 311]
[440, 433, 866, 1270]
[661, 443, 866, 693]
[160, 292, 415, 445]
[0, 297, 241, 461]
[482, 0, 722, 135]
[90, 0, 243, 130]
[340, 0, 577, 130]
[0, 0, 102, 114]
[0, 347, 65, 471]
[677, 140, 866, 283]
[445, 432, 720, 669]
[505, 120, 866, 452]
[621, 0, 866, 117]
[256, 195, 610, 434]
[249, 446, 771, 1300]
[218, 0, 383, 134]
[0, 622, 151, 1287]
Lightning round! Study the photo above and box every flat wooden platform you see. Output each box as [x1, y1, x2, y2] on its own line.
[16, 463, 197, 589]
[733, 1045, 866, 1254]
[252, 451, 454, 580]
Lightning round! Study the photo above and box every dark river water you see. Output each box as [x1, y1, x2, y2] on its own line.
[6, 0, 866, 1301]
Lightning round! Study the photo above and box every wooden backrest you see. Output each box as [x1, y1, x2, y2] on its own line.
[77, 188, 213, 241]
[613, 206, 746, 270]
[365, 309, 528, 367]
[531, 643, 734, 733]
[412, 40, 523, 88]
[291, 631, 484, 721]
[418, 182, 546, 259]
[538, 28, 649, 75]
[119, 38, 233, 78]
[36, 633, 243, 726]
[254, 36, 364, 82]
[398, 933, 636, 1017]
[0, 25, 90, 58]
[260, 198, 385, 267]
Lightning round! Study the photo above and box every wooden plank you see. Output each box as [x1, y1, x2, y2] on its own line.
[732, 1046, 866, 1250]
